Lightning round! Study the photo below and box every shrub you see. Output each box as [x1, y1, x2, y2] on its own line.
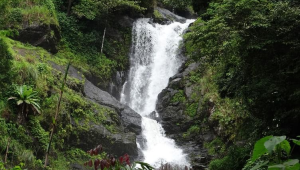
[0, 38, 13, 95]
[209, 146, 249, 170]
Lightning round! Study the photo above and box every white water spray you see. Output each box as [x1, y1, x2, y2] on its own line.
[121, 18, 194, 167]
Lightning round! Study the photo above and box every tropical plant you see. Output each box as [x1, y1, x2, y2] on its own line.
[243, 136, 300, 170]
[0, 162, 24, 170]
[84, 144, 154, 170]
[8, 85, 41, 123]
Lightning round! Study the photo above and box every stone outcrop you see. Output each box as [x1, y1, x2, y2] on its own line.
[84, 80, 142, 135]
[74, 122, 138, 157]
[13, 22, 60, 53]
[156, 62, 216, 169]
[152, 7, 186, 25]
[52, 62, 142, 159]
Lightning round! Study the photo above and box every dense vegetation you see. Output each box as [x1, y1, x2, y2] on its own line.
[0, 0, 152, 169]
[1, 0, 300, 169]
[180, 0, 300, 169]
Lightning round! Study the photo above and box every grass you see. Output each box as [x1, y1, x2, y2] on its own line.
[0, 36, 121, 169]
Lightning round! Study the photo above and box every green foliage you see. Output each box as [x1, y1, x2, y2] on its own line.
[0, 162, 25, 170]
[170, 90, 186, 103]
[185, 103, 197, 117]
[22, 5, 58, 25]
[8, 8, 23, 26]
[244, 136, 300, 170]
[251, 136, 272, 162]
[12, 59, 38, 85]
[160, 0, 192, 9]
[140, 0, 156, 13]
[185, 0, 300, 137]
[8, 85, 41, 116]
[0, 0, 59, 29]
[204, 138, 226, 156]
[183, 125, 200, 138]
[0, 37, 13, 94]
[209, 146, 249, 170]
[153, 9, 163, 19]
[72, 0, 145, 20]
[28, 117, 49, 152]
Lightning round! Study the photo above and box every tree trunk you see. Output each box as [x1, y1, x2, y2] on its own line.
[101, 28, 106, 54]
[67, 0, 73, 16]
[4, 138, 10, 164]
[44, 63, 70, 167]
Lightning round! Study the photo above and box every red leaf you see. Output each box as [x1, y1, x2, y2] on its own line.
[123, 154, 130, 165]
[119, 156, 123, 164]
[97, 145, 103, 153]
[93, 148, 98, 155]
[88, 160, 93, 167]
[94, 159, 100, 170]
[111, 157, 116, 166]
[100, 160, 105, 170]
[88, 149, 93, 156]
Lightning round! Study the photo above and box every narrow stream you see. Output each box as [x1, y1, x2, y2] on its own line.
[121, 18, 194, 168]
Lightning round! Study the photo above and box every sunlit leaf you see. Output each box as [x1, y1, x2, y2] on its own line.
[251, 136, 272, 161]
[264, 136, 286, 153]
[280, 140, 291, 155]
[286, 163, 300, 170]
[292, 139, 300, 146]
[283, 159, 299, 166]
[268, 164, 285, 170]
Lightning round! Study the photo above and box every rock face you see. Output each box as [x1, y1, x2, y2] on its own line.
[75, 122, 138, 157]
[153, 7, 186, 24]
[156, 62, 216, 169]
[78, 79, 142, 158]
[84, 15, 135, 100]
[156, 62, 199, 136]
[84, 80, 142, 135]
[13, 22, 60, 53]
[52, 63, 142, 159]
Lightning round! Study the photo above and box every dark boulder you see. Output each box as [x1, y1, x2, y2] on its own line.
[156, 61, 216, 168]
[120, 106, 142, 134]
[13, 22, 60, 53]
[153, 7, 186, 25]
[84, 80, 142, 135]
[72, 123, 139, 158]
[51, 63, 142, 159]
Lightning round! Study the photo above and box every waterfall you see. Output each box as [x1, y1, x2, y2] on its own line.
[121, 18, 194, 168]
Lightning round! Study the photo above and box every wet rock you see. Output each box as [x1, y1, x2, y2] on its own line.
[118, 16, 135, 28]
[120, 106, 142, 134]
[108, 71, 128, 101]
[147, 111, 161, 122]
[169, 77, 183, 89]
[84, 80, 123, 110]
[49, 62, 85, 93]
[84, 80, 142, 135]
[184, 85, 194, 99]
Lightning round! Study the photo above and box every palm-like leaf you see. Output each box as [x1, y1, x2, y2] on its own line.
[8, 85, 41, 116]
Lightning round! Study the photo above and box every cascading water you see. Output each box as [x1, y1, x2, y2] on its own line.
[121, 18, 194, 167]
